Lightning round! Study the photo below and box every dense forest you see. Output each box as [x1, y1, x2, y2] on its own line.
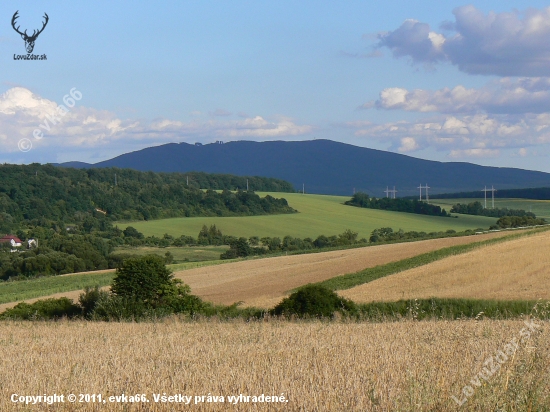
[450, 201, 537, 218]
[345, 192, 450, 217]
[0, 164, 297, 279]
[0, 164, 296, 231]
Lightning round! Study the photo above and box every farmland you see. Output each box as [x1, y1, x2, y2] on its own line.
[1, 318, 548, 411]
[0, 229, 527, 313]
[340, 229, 550, 303]
[125, 192, 498, 239]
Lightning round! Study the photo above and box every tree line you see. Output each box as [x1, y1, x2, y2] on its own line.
[450, 201, 537, 218]
[424, 187, 550, 200]
[345, 192, 450, 217]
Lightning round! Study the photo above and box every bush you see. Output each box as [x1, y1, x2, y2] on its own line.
[271, 285, 357, 318]
[79, 286, 110, 318]
[111, 255, 174, 306]
[0, 297, 81, 320]
[96, 255, 204, 320]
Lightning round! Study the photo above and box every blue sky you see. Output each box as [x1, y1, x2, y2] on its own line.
[3, 1, 550, 172]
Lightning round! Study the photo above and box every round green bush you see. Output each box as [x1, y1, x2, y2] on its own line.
[271, 285, 357, 318]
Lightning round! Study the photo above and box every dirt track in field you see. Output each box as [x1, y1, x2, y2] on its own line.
[172, 230, 523, 308]
[340, 230, 550, 303]
[0, 230, 528, 312]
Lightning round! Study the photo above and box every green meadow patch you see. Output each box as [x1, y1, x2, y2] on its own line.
[125, 192, 498, 239]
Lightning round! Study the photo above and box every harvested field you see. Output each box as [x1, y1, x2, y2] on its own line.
[173, 231, 523, 308]
[340, 230, 550, 303]
[0, 231, 526, 313]
[1, 318, 548, 411]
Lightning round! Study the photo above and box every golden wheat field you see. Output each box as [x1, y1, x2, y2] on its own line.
[340, 230, 550, 303]
[0, 318, 548, 411]
[172, 231, 521, 309]
[0, 231, 517, 313]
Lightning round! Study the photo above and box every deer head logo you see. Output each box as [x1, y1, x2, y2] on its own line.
[11, 11, 49, 54]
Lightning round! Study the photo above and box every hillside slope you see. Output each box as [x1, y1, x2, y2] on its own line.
[58, 139, 550, 196]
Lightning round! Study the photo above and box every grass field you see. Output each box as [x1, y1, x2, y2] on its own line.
[0, 260, 232, 311]
[431, 197, 550, 219]
[112, 245, 229, 263]
[340, 229, 550, 303]
[124, 192, 498, 239]
[1, 318, 548, 411]
[0, 271, 115, 305]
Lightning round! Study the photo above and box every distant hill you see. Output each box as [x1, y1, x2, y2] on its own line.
[57, 139, 550, 196]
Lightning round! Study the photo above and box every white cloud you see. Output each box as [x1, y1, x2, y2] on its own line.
[348, 112, 550, 159]
[0, 87, 313, 154]
[398, 137, 419, 152]
[518, 148, 528, 157]
[377, 6, 550, 76]
[367, 78, 550, 114]
[448, 149, 500, 159]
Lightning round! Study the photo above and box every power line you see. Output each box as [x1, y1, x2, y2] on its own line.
[482, 186, 496, 208]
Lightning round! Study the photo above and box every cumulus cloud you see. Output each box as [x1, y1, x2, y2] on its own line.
[347, 112, 550, 158]
[0, 87, 313, 154]
[448, 148, 500, 159]
[367, 77, 550, 114]
[377, 5, 550, 76]
[398, 137, 420, 152]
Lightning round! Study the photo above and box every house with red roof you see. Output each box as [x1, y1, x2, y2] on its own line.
[0, 235, 22, 248]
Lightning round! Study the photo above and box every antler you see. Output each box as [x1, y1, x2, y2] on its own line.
[31, 13, 49, 38]
[11, 11, 27, 37]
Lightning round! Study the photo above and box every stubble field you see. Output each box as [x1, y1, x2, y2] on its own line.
[340, 230, 550, 303]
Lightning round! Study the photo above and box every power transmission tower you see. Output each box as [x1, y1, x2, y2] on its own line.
[384, 186, 390, 198]
[425, 184, 430, 203]
[302, 183, 305, 194]
[490, 185, 496, 209]
[246, 179, 249, 191]
[114, 173, 117, 186]
[482, 186, 493, 209]
[417, 184, 429, 201]
[388, 186, 397, 199]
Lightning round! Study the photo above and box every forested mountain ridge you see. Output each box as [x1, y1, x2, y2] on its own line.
[57, 139, 550, 196]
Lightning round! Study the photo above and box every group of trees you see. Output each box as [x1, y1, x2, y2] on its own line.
[0, 164, 296, 227]
[368, 227, 462, 243]
[496, 216, 546, 228]
[345, 193, 450, 217]
[450, 201, 537, 218]
[220, 229, 366, 259]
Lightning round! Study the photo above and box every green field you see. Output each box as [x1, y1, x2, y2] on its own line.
[123, 192, 498, 239]
[0, 260, 233, 306]
[431, 198, 550, 220]
[113, 245, 229, 263]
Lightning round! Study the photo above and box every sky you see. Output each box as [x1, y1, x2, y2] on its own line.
[3, 1, 550, 172]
